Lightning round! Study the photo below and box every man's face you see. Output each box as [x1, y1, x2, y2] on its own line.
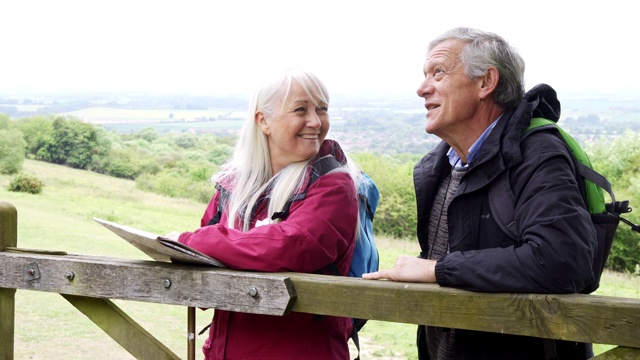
[416, 39, 483, 140]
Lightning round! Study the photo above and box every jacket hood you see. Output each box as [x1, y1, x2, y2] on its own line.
[522, 83, 561, 122]
[507, 83, 561, 138]
[493, 83, 561, 168]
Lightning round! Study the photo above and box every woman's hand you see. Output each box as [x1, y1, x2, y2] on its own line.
[162, 231, 181, 241]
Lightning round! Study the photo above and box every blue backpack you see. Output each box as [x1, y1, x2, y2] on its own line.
[350, 172, 380, 277]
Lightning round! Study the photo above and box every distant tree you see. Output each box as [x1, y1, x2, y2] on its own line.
[0, 113, 12, 129]
[137, 126, 160, 143]
[94, 148, 146, 179]
[184, 150, 209, 163]
[0, 128, 27, 174]
[149, 141, 178, 159]
[206, 144, 232, 165]
[174, 133, 200, 149]
[38, 116, 100, 169]
[89, 126, 113, 165]
[15, 116, 54, 157]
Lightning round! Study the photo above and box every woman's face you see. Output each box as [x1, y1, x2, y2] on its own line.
[257, 80, 329, 173]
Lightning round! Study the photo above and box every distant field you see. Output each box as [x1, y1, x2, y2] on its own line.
[62, 106, 247, 134]
[9, 104, 48, 112]
[101, 119, 245, 134]
[66, 107, 245, 124]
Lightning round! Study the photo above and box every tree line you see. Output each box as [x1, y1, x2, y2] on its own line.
[1, 113, 638, 274]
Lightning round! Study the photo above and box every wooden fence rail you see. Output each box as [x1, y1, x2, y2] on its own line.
[1, 201, 639, 359]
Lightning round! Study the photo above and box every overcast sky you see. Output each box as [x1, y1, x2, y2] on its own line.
[1, 0, 638, 102]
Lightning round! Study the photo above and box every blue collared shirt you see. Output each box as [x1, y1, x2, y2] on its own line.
[447, 116, 501, 168]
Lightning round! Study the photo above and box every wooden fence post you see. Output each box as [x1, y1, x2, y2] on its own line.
[0, 202, 17, 360]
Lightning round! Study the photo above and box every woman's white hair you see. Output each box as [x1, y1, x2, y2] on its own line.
[215, 66, 361, 231]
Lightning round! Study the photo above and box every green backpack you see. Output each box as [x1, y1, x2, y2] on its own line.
[489, 117, 639, 293]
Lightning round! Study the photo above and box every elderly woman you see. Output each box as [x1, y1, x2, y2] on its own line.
[177, 67, 361, 359]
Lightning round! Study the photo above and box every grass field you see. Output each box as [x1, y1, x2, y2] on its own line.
[1, 159, 638, 359]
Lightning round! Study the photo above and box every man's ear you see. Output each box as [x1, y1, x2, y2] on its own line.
[256, 111, 270, 135]
[479, 66, 499, 100]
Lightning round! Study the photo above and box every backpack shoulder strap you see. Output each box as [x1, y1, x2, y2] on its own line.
[529, 117, 610, 214]
[359, 173, 379, 219]
[489, 117, 617, 240]
[271, 155, 342, 221]
[311, 155, 343, 182]
[206, 184, 230, 226]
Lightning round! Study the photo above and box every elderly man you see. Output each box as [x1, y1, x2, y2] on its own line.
[364, 27, 597, 359]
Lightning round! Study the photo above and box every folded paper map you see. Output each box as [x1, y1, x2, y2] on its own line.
[94, 218, 225, 267]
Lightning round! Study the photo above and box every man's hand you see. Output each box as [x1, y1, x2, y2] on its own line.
[362, 255, 437, 283]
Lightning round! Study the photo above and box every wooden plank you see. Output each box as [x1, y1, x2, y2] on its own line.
[0, 252, 296, 316]
[284, 272, 640, 349]
[62, 294, 179, 360]
[592, 346, 640, 359]
[2, 249, 640, 351]
[0, 201, 17, 360]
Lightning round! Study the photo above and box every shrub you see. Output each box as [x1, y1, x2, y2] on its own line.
[352, 152, 417, 239]
[135, 172, 215, 203]
[8, 173, 45, 194]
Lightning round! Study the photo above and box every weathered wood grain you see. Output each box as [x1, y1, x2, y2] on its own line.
[283, 272, 640, 348]
[0, 252, 296, 316]
[2, 252, 639, 350]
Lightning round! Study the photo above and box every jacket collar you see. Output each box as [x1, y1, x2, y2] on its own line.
[473, 83, 561, 171]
